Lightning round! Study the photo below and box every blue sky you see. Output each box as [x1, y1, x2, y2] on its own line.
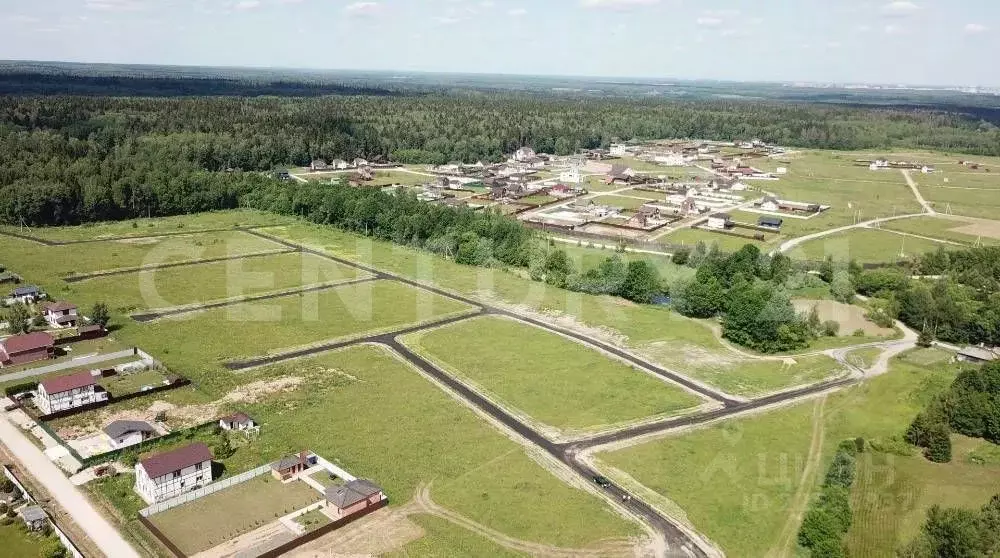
[1, 0, 996, 86]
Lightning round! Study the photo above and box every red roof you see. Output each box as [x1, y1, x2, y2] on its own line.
[39, 371, 95, 395]
[44, 301, 77, 313]
[139, 442, 213, 479]
[0, 332, 54, 355]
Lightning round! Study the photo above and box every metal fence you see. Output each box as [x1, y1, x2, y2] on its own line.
[139, 463, 272, 517]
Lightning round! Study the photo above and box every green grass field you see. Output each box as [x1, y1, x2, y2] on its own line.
[596, 351, 959, 557]
[588, 194, 650, 210]
[788, 228, 953, 263]
[97, 368, 169, 396]
[149, 475, 322, 555]
[401, 315, 702, 434]
[881, 215, 999, 246]
[846, 436, 1000, 557]
[0, 210, 289, 242]
[0, 230, 284, 280]
[0, 522, 59, 557]
[387, 514, 527, 557]
[66, 251, 369, 313]
[660, 227, 772, 252]
[539, 240, 694, 286]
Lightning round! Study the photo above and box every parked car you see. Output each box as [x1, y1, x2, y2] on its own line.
[593, 475, 611, 488]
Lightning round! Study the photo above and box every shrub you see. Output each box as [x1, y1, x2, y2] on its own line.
[822, 320, 840, 337]
[852, 328, 866, 337]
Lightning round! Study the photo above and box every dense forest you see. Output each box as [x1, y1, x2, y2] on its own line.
[1, 86, 1000, 225]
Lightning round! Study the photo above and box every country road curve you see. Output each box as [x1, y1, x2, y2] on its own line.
[0, 413, 142, 558]
[774, 212, 926, 255]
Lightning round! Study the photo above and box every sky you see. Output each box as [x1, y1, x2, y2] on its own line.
[0, 0, 997, 87]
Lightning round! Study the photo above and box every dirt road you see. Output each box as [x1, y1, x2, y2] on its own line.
[0, 413, 141, 558]
[901, 169, 936, 215]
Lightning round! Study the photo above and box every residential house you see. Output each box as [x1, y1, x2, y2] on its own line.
[331, 159, 349, 170]
[309, 159, 329, 171]
[758, 216, 784, 230]
[605, 165, 636, 185]
[42, 301, 79, 329]
[779, 200, 822, 213]
[272, 451, 314, 481]
[921, 166, 935, 174]
[324, 479, 385, 518]
[760, 195, 780, 212]
[219, 412, 256, 431]
[559, 167, 581, 184]
[776, 167, 788, 175]
[869, 159, 890, 171]
[0, 332, 54, 368]
[135, 442, 214, 504]
[956, 346, 998, 364]
[0, 271, 21, 285]
[36, 370, 108, 415]
[103, 420, 157, 449]
[706, 213, 732, 230]
[609, 144, 627, 157]
[513, 147, 536, 162]
[7, 285, 42, 305]
[20, 506, 48, 531]
[353, 167, 375, 182]
[352, 158, 369, 168]
[524, 156, 546, 170]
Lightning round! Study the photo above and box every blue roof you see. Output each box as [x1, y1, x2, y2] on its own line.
[11, 285, 39, 296]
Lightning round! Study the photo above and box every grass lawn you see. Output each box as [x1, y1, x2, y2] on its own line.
[387, 514, 526, 557]
[582, 176, 620, 193]
[660, 227, 772, 252]
[664, 353, 848, 398]
[0, 210, 290, 242]
[846, 347, 884, 370]
[66, 251, 369, 313]
[881, 215, 999, 245]
[916, 167, 1000, 219]
[97, 368, 169, 397]
[149, 475, 322, 555]
[0, 522, 58, 556]
[788, 228, 954, 263]
[401, 315, 702, 434]
[193, 345, 639, 548]
[589, 195, 650, 210]
[596, 350, 959, 557]
[519, 194, 557, 205]
[540, 240, 694, 285]
[120, 279, 475, 393]
[307, 469, 345, 488]
[295, 508, 332, 532]
[0, 229, 284, 281]
[847, 436, 1000, 557]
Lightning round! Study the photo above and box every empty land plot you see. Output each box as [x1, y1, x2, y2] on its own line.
[401, 315, 702, 435]
[122, 279, 476, 376]
[596, 355, 957, 557]
[197, 345, 641, 549]
[788, 228, 952, 263]
[588, 194, 650, 210]
[0, 210, 289, 243]
[66, 252, 369, 312]
[149, 475, 321, 555]
[582, 176, 620, 193]
[881, 215, 1000, 245]
[661, 228, 772, 252]
[919, 182, 1000, 219]
[385, 515, 525, 558]
[552, 241, 695, 285]
[0, 230, 284, 280]
[367, 170, 436, 187]
[792, 299, 896, 337]
[847, 436, 1000, 557]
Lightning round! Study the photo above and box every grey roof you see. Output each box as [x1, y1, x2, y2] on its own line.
[11, 285, 39, 296]
[21, 506, 46, 522]
[711, 212, 731, 219]
[758, 216, 783, 226]
[958, 346, 998, 361]
[103, 420, 156, 439]
[272, 452, 309, 472]
[325, 479, 382, 508]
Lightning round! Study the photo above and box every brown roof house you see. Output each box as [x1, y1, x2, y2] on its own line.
[605, 165, 636, 185]
[324, 479, 385, 518]
[219, 412, 257, 431]
[0, 331, 54, 368]
[135, 442, 213, 504]
[36, 370, 108, 415]
[43, 301, 79, 329]
[272, 451, 316, 481]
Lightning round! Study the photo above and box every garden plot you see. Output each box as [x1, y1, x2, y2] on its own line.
[400, 315, 703, 436]
[66, 252, 370, 313]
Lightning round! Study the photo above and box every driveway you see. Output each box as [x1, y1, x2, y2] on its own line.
[0, 412, 141, 558]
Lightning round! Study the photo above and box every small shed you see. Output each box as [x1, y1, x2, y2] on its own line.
[271, 451, 314, 481]
[20, 505, 48, 531]
[219, 412, 256, 431]
[956, 346, 998, 364]
[758, 216, 783, 230]
[706, 213, 732, 230]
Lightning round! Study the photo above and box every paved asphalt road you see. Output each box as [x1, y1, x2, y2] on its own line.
[0, 413, 142, 558]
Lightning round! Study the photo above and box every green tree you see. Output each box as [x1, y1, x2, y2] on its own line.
[924, 422, 953, 463]
[819, 256, 835, 283]
[671, 248, 690, 266]
[673, 277, 725, 319]
[830, 270, 854, 303]
[621, 260, 661, 303]
[90, 302, 110, 328]
[3, 302, 31, 334]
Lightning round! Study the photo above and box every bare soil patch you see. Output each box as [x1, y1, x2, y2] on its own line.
[792, 299, 894, 337]
[284, 507, 425, 558]
[950, 220, 1000, 240]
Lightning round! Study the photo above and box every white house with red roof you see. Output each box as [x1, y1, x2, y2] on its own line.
[135, 442, 214, 503]
[42, 301, 79, 329]
[36, 370, 108, 415]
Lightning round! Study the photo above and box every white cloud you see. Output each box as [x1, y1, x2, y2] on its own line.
[278, 0, 305, 4]
[884, 23, 904, 34]
[344, 1, 380, 17]
[856, 24, 872, 33]
[235, 0, 260, 10]
[881, 1, 919, 16]
[703, 9, 740, 17]
[508, 7, 526, 16]
[580, 0, 660, 9]
[827, 41, 843, 48]
[85, 0, 144, 11]
[433, 15, 461, 25]
[964, 23, 988, 34]
[480, 0, 495, 7]
[696, 17, 722, 27]
[5, 15, 40, 23]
